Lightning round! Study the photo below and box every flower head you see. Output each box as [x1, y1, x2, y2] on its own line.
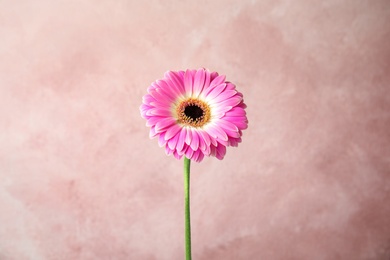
[140, 68, 248, 162]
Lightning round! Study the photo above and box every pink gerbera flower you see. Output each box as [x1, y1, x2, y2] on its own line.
[140, 68, 248, 162]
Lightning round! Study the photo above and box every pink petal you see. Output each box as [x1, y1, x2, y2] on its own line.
[142, 95, 156, 105]
[198, 134, 206, 151]
[205, 123, 228, 141]
[214, 95, 242, 107]
[164, 124, 182, 140]
[165, 145, 174, 155]
[198, 130, 211, 146]
[212, 104, 234, 116]
[224, 128, 241, 138]
[185, 146, 194, 159]
[168, 133, 180, 150]
[192, 150, 200, 162]
[147, 108, 172, 117]
[193, 69, 206, 97]
[146, 116, 163, 127]
[173, 151, 183, 160]
[216, 118, 241, 138]
[203, 143, 211, 155]
[149, 89, 171, 105]
[176, 128, 186, 153]
[223, 116, 248, 130]
[209, 134, 218, 146]
[158, 133, 167, 147]
[210, 71, 219, 81]
[225, 107, 247, 117]
[225, 82, 236, 91]
[218, 119, 239, 132]
[229, 137, 242, 147]
[178, 144, 188, 156]
[216, 138, 229, 146]
[140, 103, 153, 113]
[140, 107, 151, 118]
[238, 101, 247, 109]
[209, 90, 237, 103]
[185, 127, 192, 145]
[165, 71, 186, 97]
[156, 80, 177, 101]
[198, 152, 205, 162]
[164, 78, 184, 99]
[216, 144, 227, 160]
[149, 126, 157, 138]
[209, 74, 226, 88]
[205, 84, 227, 101]
[203, 70, 211, 93]
[211, 110, 227, 119]
[209, 145, 216, 156]
[189, 129, 199, 151]
[155, 118, 175, 132]
[184, 70, 194, 97]
[193, 150, 205, 162]
[202, 75, 224, 97]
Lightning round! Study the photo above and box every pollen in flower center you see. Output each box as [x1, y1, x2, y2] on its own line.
[176, 98, 211, 127]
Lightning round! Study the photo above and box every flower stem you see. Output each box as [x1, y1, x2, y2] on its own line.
[184, 157, 192, 260]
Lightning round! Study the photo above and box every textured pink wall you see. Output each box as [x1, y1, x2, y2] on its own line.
[1, 0, 390, 259]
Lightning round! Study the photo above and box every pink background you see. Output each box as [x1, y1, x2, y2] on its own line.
[1, 0, 390, 259]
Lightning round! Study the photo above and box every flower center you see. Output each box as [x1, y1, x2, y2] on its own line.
[184, 105, 203, 120]
[176, 98, 211, 127]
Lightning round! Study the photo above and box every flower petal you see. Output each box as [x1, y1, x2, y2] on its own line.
[218, 119, 239, 132]
[205, 123, 228, 141]
[185, 146, 194, 159]
[146, 108, 172, 117]
[189, 129, 199, 151]
[165, 145, 174, 155]
[185, 127, 192, 145]
[198, 129, 211, 147]
[168, 133, 180, 150]
[165, 71, 186, 98]
[184, 69, 194, 97]
[192, 150, 204, 162]
[213, 95, 242, 107]
[149, 126, 157, 138]
[193, 69, 206, 97]
[155, 118, 175, 132]
[216, 144, 226, 160]
[205, 84, 227, 102]
[146, 116, 163, 127]
[164, 124, 182, 140]
[225, 107, 247, 117]
[158, 133, 167, 147]
[176, 128, 186, 153]
[209, 74, 226, 88]
[209, 90, 237, 103]
[217, 120, 240, 138]
[149, 89, 171, 105]
[229, 137, 242, 147]
[223, 116, 248, 130]
[173, 150, 183, 160]
[156, 80, 178, 101]
[198, 133, 207, 151]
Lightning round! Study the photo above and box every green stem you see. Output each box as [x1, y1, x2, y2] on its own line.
[184, 157, 192, 260]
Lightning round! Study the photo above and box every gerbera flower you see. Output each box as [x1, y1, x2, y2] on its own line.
[140, 68, 248, 162]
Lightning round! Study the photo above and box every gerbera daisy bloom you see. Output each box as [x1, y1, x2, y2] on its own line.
[140, 68, 248, 162]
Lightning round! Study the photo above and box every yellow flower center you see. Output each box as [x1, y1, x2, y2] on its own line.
[176, 98, 211, 127]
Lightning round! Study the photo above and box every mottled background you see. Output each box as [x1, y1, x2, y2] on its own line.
[1, 0, 390, 259]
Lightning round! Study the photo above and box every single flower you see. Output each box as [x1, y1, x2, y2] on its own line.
[140, 68, 248, 162]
